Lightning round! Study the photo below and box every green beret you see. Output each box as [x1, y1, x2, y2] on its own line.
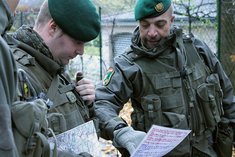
[48, 0, 100, 42]
[135, 0, 171, 21]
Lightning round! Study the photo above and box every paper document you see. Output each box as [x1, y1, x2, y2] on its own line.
[131, 125, 191, 157]
[49, 120, 101, 156]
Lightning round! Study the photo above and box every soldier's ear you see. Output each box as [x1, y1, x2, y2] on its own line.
[48, 19, 58, 36]
[48, 19, 63, 37]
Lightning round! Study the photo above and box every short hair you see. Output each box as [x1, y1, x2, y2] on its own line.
[168, 4, 174, 16]
[34, 0, 52, 30]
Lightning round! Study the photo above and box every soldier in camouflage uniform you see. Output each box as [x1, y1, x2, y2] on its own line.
[4, 0, 100, 156]
[95, 0, 235, 156]
[0, 0, 20, 157]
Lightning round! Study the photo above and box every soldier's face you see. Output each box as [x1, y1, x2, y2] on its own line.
[139, 11, 174, 49]
[49, 31, 85, 66]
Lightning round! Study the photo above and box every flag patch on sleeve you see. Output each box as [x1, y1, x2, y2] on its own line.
[103, 67, 115, 86]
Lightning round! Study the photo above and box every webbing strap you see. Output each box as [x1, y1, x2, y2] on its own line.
[48, 128, 57, 157]
[46, 75, 59, 101]
[35, 132, 50, 157]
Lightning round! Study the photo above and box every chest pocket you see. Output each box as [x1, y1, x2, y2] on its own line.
[46, 75, 89, 135]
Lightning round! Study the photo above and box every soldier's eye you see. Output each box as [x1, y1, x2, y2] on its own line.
[140, 23, 149, 28]
[156, 21, 166, 28]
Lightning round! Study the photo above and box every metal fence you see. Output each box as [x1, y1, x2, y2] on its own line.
[218, 0, 235, 89]
[12, 11, 38, 30]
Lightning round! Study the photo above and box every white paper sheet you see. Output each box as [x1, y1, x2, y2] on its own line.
[131, 125, 191, 157]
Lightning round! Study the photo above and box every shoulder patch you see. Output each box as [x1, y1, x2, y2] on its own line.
[103, 67, 115, 86]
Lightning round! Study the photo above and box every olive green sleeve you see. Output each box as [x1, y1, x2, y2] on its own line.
[0, 36, 19, 157]
[95, 54, 143, 140]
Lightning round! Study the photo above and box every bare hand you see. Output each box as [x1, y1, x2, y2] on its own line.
[75, 78, 95, 106]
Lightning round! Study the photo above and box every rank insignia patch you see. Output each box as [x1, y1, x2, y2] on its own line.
[103, 67, 115, 86]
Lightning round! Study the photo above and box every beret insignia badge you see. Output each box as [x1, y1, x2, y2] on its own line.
[155, 2, 164, 12]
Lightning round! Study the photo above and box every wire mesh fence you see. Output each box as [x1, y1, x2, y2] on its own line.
[218, 0, 235, 89]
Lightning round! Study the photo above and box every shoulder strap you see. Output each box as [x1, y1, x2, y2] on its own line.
[175, 28, 211, 74]
[46, 75, 59, 102]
